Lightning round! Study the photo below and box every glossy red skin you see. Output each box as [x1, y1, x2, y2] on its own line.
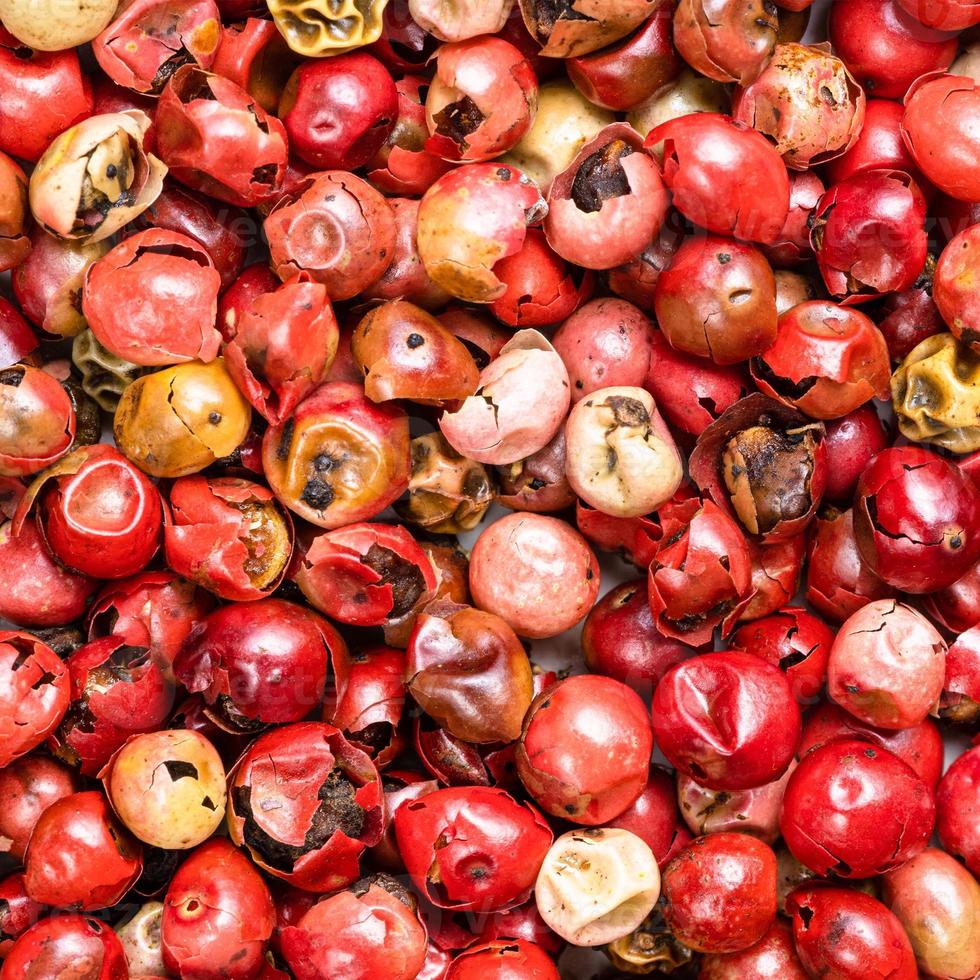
[854, 446, 980, 593]
[489, 229, 593, 329]
[218, 261, 278, 337]
[740, 533, 806, 622]
[0, 480, 96, 628]
[0, 874, 44, 957]
[0, 30, 93, 162]
[0, 754, 79, 862]
[265, 171, 396, 301]
[752, 301, 890, 419]
[800, 700, 945, 789]
[699, 919, 808, 979]
[896, 0, 980, 26]
[395, 787, 552, 913]
[93, 0, 220, 94]
[281, 883, 427, 980]
[575, 500, 661, 569]
[370, 770, 438, 871]
[60, 636, 174, 775]
[83, 228, 221, 366]
[924, 561, 980, 633]
[582, 579, 695, 697]
[0, 632, 68, 768]
[484, 743, 524, 794]
[607, 765, 692, 867]
[645, 331, 750, 437]
[425, 37, 537, 163]
[935, 223, 980, 348]
[211, 18, 297, 114]
[552, 297, 654, 401]
[824, 98, 925, 187]
[367, 76, 456, 198]
[227, 722, 384, 892]
[662, 834, 778, 954]
[805, 508, 895, 622]
[419, 943, 453, 980]
[941, 624, 980, 722]
[446, 940, 560, 980]
[961, 448, 980, 494]
[163, 838, 275, 980]
[829, 0, 956, 100]
[271, 884, 318, 953]
[654, 233, 778, 363]
[414, 894, 487, 956]
[259, 154, 317, 216]
[362, 197, 452, 311]
[174, 598, 337, 725]
[653, 651, 801, 791]
[786, 886, 918, 980]
[11, 228, 98, 333]
[0, 365, 75, 477]
[936, 744, 980, 874]
[763, 171, 824, 268]
[280, 53, 396, 171]
[811, 171, 928, 303]
[0, 299, 37, 369]
[566, 3, 680, 111]
[903, 74, 980, 202]
[877, 284, 945, 362]
[647, 498, 754, 645]
[296, 523, 436, 628]
[90, 74, 157, 117]
[673, 0, 778, 85]
[368, 0, 439, 72]
[645, 113, 790, 245]
[24, 445, 163, 579]
[413, 717, 492, 787]
[607, 209, 685, 308]
[0, 914, 128, 980]
[86, 571, 213, 671]
[730, 607, 833, 705]
[545, 124, 669, 270]
[135, 184, 248, 291]
[156, 65, 288, 207]
[781, 740, 935, 878]
[470, 901, 562, 956]
[821, 406, 890, 503]
[935, 0, 980, 35]
[516, 675, 653, 824]
[23, 791, 142, 911]
[324, 645, 406, 767]
[164, 476, 294, 601]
